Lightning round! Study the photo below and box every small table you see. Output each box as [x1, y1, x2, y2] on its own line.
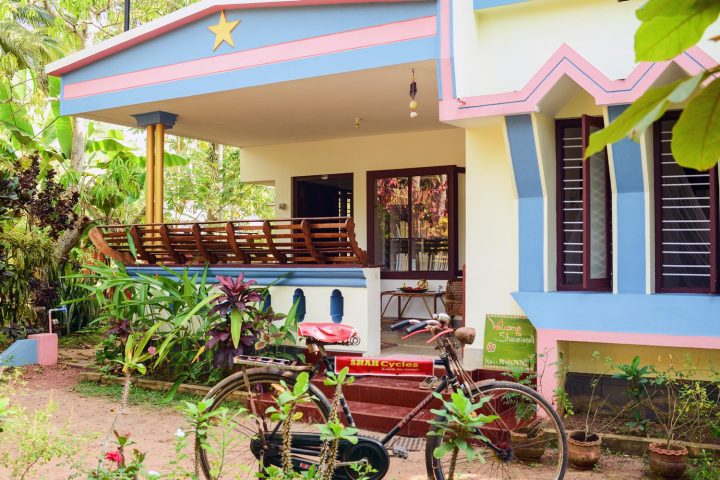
[381, 290, 446, 321]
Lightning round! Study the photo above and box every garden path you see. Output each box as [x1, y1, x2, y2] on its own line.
[3, 365, 651, 479]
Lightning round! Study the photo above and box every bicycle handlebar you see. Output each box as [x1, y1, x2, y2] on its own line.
[390, 319, 412, 331]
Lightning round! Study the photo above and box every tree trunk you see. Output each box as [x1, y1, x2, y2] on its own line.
[53, 216, 90, 263]
[69, 117, 86, 172]
[97, 371, 132, 471]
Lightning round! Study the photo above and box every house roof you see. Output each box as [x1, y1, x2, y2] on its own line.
[46, 0, 427, 76]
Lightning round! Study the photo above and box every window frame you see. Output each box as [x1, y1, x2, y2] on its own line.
[366, 165, 462, 280]
[555, 116, 613, 292]
[653, 110, 719, 294]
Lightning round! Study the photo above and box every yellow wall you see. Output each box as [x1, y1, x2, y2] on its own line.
[240, 128, 466, 249]
[464, 122, 524, 367]
[561, 342, 720, 380]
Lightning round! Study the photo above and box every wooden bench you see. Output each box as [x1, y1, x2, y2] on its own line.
[89, 217, 369, 267]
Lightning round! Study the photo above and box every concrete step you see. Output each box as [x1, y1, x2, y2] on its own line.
[343, 400, 436, 437]
[314, 375, 442, 409]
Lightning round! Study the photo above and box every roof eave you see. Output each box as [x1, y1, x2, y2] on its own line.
[46, 0, 423, 76]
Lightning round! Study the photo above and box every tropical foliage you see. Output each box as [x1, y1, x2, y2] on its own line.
[0, 1, 276, 335]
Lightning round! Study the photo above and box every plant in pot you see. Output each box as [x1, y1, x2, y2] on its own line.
[567, 351, 611, 470]
[642, 361, 695, 479]
[503, 362, 546, 460]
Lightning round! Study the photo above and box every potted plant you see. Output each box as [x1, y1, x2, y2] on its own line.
[567, 352, 610, 470]
[510, 417, 546, 460]
[642, 362, 693, 478]
[503, 364, 546, 460]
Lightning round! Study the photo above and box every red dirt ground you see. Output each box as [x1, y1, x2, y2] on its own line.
[2, 365, 653, 479]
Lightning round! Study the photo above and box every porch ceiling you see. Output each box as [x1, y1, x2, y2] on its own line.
[79, 60, 452, 147]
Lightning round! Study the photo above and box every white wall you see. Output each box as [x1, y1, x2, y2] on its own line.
[240, 128, 466, 320]
[452, 0, 720, 100]
[464, 122, 524, 367]
[267, 268, 381, 355]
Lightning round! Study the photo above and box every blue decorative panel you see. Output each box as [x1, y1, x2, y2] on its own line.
[61, 37, 437, 115]
[125, 266, 368, 288]
[63, 3, 438, 83]
[513, 291, 720, 337]
[330, 289, 344, 324]
[505, 115, 544, 292]
[293, 288, 306, 322]
[0, 339, 38, 367]
[608, 105, 646, 294]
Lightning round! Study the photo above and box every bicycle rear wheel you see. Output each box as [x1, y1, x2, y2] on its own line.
[426, 380, 568, 480]
[198, 368, 332, 480]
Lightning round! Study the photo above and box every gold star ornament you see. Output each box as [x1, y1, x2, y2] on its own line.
[208, 11, 240, 51]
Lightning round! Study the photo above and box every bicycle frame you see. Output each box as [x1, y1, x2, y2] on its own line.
[309, 333, 469, 448]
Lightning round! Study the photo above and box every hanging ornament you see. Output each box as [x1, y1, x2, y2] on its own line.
[409, 69, 418, 118]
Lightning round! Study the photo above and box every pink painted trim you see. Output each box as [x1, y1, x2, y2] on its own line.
[536, 328, 720, 350]
[63, 16, 436, 100]
[47, 0, 422, 76]
[439, 44, 719, 121]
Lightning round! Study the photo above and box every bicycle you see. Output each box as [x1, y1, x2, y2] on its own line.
[199, 314, 568, 479]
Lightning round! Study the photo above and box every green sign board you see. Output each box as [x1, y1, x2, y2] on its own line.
[483, 314, 537, 371]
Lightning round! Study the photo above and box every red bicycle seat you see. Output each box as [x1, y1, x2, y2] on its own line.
[298, 323, 358, 344]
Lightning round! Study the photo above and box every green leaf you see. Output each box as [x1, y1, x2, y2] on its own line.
[230, 309, 243, 349]
[671, 78, 720, 171]
[164, 152, 190, 167]
[54, 115, 72, 159]
[294, 372, 309, 396]
[585, 74, 704, 158]
[135, 322, 163, 359]
[48, 85, 73, 158]
[635, 0, 720, 62]
[126, 228, 137, 259]
[433, 442, 455, 459]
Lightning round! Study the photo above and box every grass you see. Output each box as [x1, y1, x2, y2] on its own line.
[58, 330, 104, 349]
[74, 380, 204, 408]
[74, 380, 244, 411]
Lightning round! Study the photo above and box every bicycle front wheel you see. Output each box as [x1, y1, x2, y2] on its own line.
[426, 380, 568, 480]
[198, 368, 332, 480]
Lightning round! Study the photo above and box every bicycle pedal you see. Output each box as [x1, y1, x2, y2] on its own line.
[391, 445, 409, 459]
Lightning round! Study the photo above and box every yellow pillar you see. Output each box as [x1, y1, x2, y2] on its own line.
[153, 123, 165, 224]
[145, 125, 156, 224]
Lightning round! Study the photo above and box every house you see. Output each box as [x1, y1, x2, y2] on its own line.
[47, 0, 720, 400]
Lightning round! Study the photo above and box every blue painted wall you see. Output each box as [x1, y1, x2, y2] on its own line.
[505, 115, 544, 292]
[608, 105, 646, 294]
[61, 37, 437, 115]
[473, 0, 529, 10]
[64, 2, 437, 85]
[125, 266, 368, 288]
[513, 291, 720, 337]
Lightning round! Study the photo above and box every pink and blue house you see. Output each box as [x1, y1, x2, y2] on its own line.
[47, 0, 720, 398]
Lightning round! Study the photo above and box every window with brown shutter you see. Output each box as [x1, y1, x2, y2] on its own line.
[556, 116, 612, 291]
[654, 111, 719, 293]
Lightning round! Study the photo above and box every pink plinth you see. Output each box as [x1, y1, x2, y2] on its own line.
[28, 333, 58, 366]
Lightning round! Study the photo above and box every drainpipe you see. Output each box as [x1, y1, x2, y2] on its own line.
[124, 0, 130, 31]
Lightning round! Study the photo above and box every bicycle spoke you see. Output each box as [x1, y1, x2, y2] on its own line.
[427, 382, 567, 480]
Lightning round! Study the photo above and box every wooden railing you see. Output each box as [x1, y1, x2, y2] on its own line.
[89, 217, 369, 267]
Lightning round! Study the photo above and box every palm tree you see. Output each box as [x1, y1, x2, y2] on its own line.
[0, 2, 64, 77]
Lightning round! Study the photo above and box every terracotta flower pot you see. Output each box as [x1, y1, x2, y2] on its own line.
[511, 429, 545, 460]
[648, 442, 688, 479]
[567, 431, 602, 470]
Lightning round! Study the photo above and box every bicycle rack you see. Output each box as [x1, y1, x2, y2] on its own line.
[233, 354, 313, 371]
